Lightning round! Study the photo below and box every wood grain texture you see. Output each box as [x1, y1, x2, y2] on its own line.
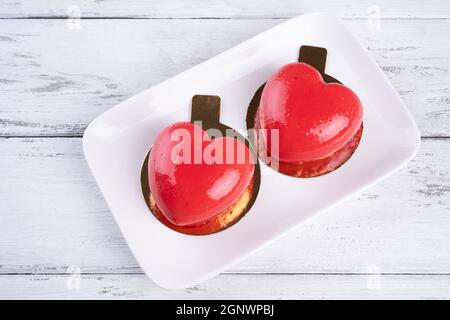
[1, 274, 449, 299]
[1, 0, 449, 19]
[0, 19, 449, 137]
[0, 137, 449, 275]
[1, 0, 449, 299]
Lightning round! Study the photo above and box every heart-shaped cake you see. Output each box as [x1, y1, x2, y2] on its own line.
[252, 60, 363, 177]
[148, 121, 255, 227]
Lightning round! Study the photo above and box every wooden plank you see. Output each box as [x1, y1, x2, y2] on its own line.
[1, 0, 449, 19]
[0, 137, 449, 275]
[0, 274, 449, 299]
[0, 19, 449, 137]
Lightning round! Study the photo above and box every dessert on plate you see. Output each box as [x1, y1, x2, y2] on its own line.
[247, 45, 363, 177]
[141, 95, 260, 235]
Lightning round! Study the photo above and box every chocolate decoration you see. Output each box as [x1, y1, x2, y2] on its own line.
[141, 95, 261, 235]
[298, 46, 341, 84]
[246, 45, 363, 178]
[191, 95, 221, 130]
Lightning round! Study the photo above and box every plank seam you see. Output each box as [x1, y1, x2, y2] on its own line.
[1, 272, 449, 276]
[0, 17, 449, 20]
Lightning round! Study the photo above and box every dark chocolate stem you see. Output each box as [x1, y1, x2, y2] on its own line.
[191, 95, 221, 129]
[298, 45, 328, 74]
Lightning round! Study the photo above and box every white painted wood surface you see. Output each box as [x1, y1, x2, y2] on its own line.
[0, 19, 449, 137]
[1, 275, 449, 300]
[1, 0, 449, 18]
[0, 1, 449, 299]
[0, 138, 449, 275]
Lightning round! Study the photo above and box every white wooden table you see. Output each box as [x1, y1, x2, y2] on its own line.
[1, 1, 449, 299]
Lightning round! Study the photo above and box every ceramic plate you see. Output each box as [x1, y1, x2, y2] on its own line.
[83, 13, 420, 289]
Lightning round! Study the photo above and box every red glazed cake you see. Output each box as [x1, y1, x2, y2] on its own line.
[252, 61, 363, 177]
[142, 95, 260, 235]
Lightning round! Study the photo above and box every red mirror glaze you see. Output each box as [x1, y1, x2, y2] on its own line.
[148, 122, 255, 227]
[259, 62, 363, 163]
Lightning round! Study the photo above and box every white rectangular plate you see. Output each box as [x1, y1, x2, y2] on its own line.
[83, 13, 420, 289]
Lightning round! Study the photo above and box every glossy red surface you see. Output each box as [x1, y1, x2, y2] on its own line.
[149, 179, 254, 235]
[254, 108, 363, 177]
[258, 62, 363, 163]
[148, 122, 255, 227]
